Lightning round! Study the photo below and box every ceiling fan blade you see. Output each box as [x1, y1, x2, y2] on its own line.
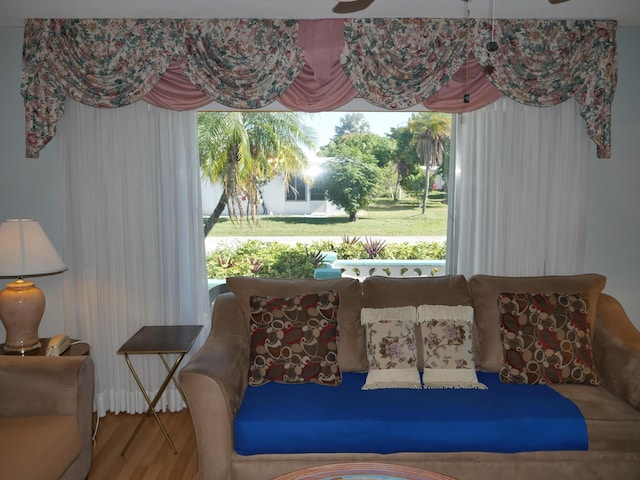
[333, 0, 375, 14]
[548, 0, 570, 4]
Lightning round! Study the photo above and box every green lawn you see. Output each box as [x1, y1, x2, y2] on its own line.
[206, 196, 448, 237]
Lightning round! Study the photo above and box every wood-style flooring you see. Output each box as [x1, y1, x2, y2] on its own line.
[89, 410, 199, 480]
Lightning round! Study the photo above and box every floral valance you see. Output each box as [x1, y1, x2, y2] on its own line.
[341, 18, 470, 109]
[470, 19, 617, 159]
[21, 18, 617, 158]
[21, 18, 302, 157]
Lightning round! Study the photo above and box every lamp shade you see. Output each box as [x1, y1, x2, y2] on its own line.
[0, 219, 66, 277]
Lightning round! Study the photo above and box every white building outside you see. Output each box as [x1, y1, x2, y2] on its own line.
[201, 154, 344, 217]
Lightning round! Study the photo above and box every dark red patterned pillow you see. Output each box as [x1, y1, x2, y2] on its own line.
[249, 290, 341, 386]
[497, 292, 600, 385]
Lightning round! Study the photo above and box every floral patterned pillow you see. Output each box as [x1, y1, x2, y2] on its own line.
[361, 306, 421, 390]
[248, 290, 341, 386]
[497, 292, 600, 385]
[418, 305, 486, 389]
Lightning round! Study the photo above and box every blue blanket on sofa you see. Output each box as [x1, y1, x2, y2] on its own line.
[234, 372, 588, 455]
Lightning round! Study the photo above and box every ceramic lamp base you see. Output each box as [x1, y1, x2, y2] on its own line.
[0, 280, 45, 354]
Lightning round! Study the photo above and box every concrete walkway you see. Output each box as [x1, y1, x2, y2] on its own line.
[205, 235, 446, 254]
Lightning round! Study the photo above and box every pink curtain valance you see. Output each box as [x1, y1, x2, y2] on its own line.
[424, 54, 503, 113]
[278, 19, 358, 111]
[144, 19, 500, 113]
[21, 18, 617, 159]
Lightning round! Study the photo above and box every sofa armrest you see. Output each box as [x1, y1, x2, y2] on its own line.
[180, 292, 250, 480]
[593, 293, 640, 410]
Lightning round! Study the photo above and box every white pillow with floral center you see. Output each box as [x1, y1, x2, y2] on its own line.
[361, 306, 421, 390]
[418, 305, 486, 389]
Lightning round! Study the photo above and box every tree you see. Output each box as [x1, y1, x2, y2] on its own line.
[319, 156, 382, 222]
[334, 113, 370, 137]
[319, 131, 395, 168]
[407, 112, 451, 214]
[388, 125, 420, 200]
[319, 131, 397, 200]
[198, 112, 315, 236]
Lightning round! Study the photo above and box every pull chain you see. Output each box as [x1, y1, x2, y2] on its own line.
[463, 0, 471, 103]
[487, 0, 499, 52]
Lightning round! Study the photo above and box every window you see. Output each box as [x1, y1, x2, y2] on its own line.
[199, 108, 451, 280]
[286, 175, 307, 201]
[309, 185, 326, 201]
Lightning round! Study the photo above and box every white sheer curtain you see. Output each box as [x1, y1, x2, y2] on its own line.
[451, 97, 594, 277]
[57, 100, 210, 416]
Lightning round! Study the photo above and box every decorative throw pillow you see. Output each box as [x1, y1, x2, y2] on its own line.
[497, 292, 600, 385]
[417, 305, 487, 390]
[468, 274, 606, 373]
[361, 306, 421, 390]
[248, 290, 341, 386]
[226, 276, 366, 372]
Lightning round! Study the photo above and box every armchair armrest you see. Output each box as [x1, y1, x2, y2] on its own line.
[0, 355, 95, 480]
[593, 293, 640, 410]
[180, 293, 250, 480]
[0, 355, 93, 418]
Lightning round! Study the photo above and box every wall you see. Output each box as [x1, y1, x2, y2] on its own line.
[0, 28, 65, 340]
[585, 27, 640, 327]
[1, 27, 639, 343]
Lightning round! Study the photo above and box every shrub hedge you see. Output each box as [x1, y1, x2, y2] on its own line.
[206, 238, 446, 279]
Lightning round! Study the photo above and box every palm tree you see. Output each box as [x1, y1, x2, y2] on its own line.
[334, 113, 370, 137]
[198, 112, 315, 236]
[408, 112, 451, 214]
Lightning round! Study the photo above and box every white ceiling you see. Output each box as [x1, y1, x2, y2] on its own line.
[1, 0, 639, 29]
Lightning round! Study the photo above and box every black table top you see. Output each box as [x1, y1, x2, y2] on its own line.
[117, 325, 203, 355]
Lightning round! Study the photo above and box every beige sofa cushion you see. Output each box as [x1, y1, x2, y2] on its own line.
[225, 276, 366, 372]
[551, 383, 640, 453]
[468, 274, 607, 372]
[362, 275, 473, 369]
[0, 415, 81, 480]
[362, 275, 472, 309]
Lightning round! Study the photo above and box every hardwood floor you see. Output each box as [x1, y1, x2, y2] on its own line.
[89, 410, 199, 480]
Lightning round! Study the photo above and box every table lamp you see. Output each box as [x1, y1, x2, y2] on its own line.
[0, 219, 66, 354]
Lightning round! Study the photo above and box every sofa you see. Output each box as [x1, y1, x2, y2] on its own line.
[180, 274, 640, 480]
[0, 355, 95, 480]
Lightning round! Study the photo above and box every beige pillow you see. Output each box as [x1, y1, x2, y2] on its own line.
[226, 276, 366, 372]
[468, 274, 606, 372]
[418, 305, 486, 389]
[361, 306, 421, 390]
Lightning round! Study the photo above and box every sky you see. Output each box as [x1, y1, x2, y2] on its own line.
[303, 111, 416, 150]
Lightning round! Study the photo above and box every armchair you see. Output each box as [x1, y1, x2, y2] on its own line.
[0, 355, 94, 480]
